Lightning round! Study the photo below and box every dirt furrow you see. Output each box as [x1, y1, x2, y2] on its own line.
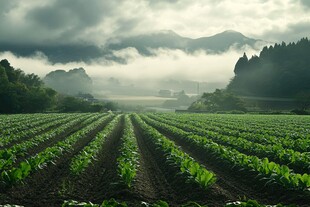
[70, 116, 124, 203]
[134, 120, 236, 206]
[3, 118, 113, 207]
[132, 123, 177, 204]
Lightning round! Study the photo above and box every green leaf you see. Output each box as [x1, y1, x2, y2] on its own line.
[13, 168, 23, 180]
[20, 161, 32, 177]
[62, 200, 99, 207]
[151, 200, 169, 207]
[101, 198, 128, 207]
[181, 201, 208, 207]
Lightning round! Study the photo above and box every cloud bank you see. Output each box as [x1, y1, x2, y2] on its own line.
[0, 46, 257, 91]
[0, 0, 309, 46]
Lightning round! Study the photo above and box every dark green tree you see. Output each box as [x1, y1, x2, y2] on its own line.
[234, 52, 248, 75]
[57, 96, 89, 112]
[0, 59, 57, 113]
[227, 38, 310, 98]
[295, 91, 310, 111]
[189, 89, 246, 112]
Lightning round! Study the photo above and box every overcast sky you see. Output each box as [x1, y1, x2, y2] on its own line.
[1, 0, 309, 45]
[0, 0, 309, 89]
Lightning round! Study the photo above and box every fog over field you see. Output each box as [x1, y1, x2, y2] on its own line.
[0, 46, 258, 93]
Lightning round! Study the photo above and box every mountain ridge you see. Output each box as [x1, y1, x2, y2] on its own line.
[106, 29, 264, 54]
[0, 30, 265, 63]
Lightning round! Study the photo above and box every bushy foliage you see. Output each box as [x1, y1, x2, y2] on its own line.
[0, 59, 119, 114]
[0, 59, 57, 113]
[189, 89, 246, 112]
[57, 95, 118, 113]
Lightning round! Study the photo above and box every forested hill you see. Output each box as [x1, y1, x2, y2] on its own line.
[0, 59, 56, 113]
[43, 68, 92, 95]
[227, 38, 310, 98]
[0, 59, 118, 114]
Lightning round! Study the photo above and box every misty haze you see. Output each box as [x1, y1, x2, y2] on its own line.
[0, 0, 310, 206]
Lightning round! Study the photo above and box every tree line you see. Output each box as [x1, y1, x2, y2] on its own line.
[0, 59, 117, 114]
[227, 38, 310, 98]
[190, 37, 310, 112]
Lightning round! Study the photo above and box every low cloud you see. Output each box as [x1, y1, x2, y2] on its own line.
[299, 0, 310, 8]
[261, 21, 310, 43]
[0, 46, 258, 92]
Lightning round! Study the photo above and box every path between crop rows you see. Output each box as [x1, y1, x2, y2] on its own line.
[132, 123, 178, 205]
[72, 117, 124, 202]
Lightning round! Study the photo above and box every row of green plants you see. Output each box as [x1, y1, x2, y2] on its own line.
[0, 114, 113, 185]
[0, 114, 30, 127]
[0, 113, 94, 173]
[0, 113, 76, 147]
[62, 199, 292, 207]
[147, 114, 310, 173]
[204, 114, 310, 139]
[116, 115, 140, 188]
[133, 114, 217, 190]
[141, 115, 310, 191]
[0, 113, 55, 130]
[204, 114, 310, 147]
[0, 113, 61, 136]
[70, 115, 121, 175]
[189, 113, 310, 128]
[62, 199, 127, 207]
[159, 113, 310, 140]
[152, 113, 310, 152]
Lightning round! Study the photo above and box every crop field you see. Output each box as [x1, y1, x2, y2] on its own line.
[0, 113, 309, 207]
